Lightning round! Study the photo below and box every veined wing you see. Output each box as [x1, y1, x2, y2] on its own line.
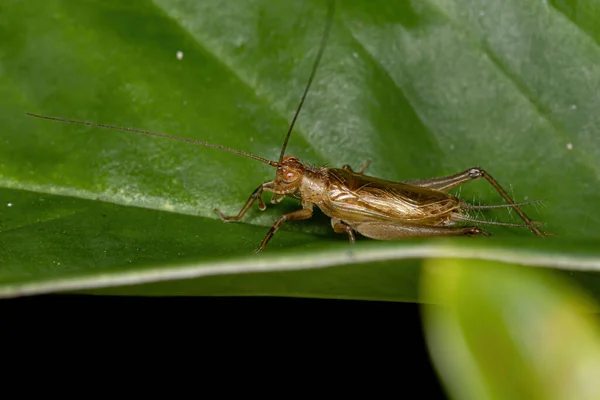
[322, 168, 460, 223]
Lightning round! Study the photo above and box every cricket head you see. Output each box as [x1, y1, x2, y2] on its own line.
[273, 155, 305, 194]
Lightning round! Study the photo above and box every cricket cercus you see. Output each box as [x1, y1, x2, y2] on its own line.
[27, 0, 546, 252]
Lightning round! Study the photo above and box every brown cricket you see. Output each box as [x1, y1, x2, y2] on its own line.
[27, 0, 545, 252]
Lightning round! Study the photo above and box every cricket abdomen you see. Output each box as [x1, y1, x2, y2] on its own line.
[315, 168, 462, 226]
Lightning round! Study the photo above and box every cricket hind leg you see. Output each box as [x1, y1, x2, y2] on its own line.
[256, 203, 314, 253]
[331, 218, 356, 243]
[354, 221, 491, 240]
[403, 168, 486, 191]
[403, 167, 545, 236]
[343, 159, 371, 174]
[215, 182, 274, 222]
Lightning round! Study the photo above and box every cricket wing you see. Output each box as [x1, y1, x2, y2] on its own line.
[321, 169, 460, 224]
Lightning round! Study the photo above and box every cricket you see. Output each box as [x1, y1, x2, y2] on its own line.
[27, 0, 546, 252]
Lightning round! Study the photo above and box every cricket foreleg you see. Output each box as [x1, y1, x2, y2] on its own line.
[403, 168, 544, 236]
[343, 159, 371, 174]
[215, 182, 274, 222]
[256, 203, 314, 253]
[354, 221, 491, 240]
[331, 218, 356, 243]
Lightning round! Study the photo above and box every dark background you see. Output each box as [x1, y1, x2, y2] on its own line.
[1, 296, 447, 396]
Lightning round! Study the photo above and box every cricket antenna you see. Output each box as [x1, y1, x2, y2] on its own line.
[26, 113, 278, 167]
[278, 0, 335, 165]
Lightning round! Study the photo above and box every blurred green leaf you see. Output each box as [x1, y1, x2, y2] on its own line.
[1, 0, 599, 298]
[422, 258, 600, 400]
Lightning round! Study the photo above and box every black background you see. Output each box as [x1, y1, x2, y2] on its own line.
[1, 296, 447, 396]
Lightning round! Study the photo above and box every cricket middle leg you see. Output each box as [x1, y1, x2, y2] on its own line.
[256, 203, 314, 253]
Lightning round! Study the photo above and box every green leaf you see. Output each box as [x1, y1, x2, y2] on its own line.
[422, 258, 600, 400]
[1, 0, 599, 299]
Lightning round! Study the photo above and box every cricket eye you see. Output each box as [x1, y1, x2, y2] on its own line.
[283, 170, 299, 183]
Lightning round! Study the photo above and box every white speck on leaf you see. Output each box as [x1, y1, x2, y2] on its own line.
[176, 51, 184, 60]
[571, 104, 577, 110]
[567, 142, 573, 150]
[7, 203, 12, 207]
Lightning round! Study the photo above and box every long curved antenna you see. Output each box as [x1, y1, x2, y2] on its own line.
[278, 0, 335, 164]
[26, 113, 277, 167]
